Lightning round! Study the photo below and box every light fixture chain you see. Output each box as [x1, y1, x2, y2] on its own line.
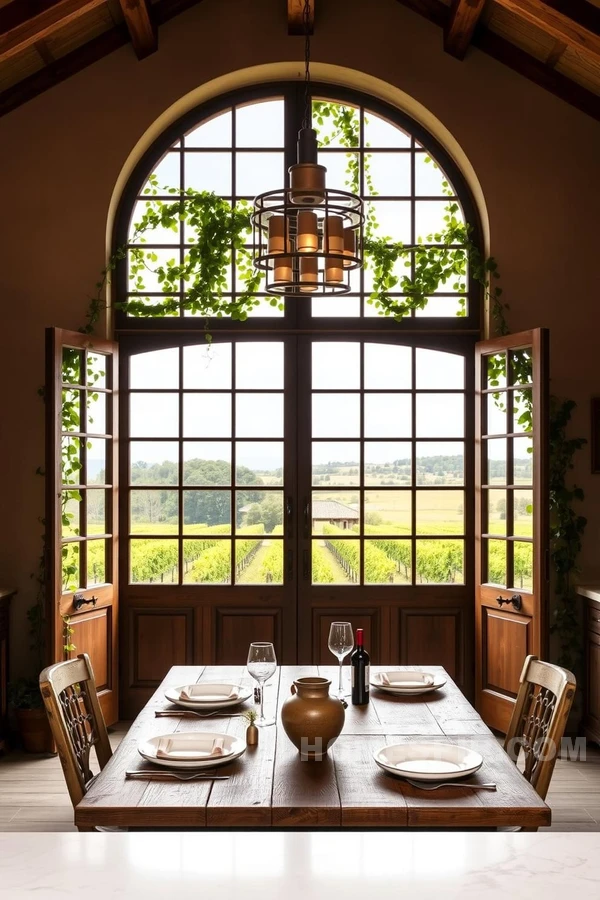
[302, 0, 312, 129]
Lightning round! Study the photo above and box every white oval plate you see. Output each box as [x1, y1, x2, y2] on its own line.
[374, 742, 483, 782]
[139, 732, 246, 770]
[370, 671, 446, 696]
[164, 683, 253, 711]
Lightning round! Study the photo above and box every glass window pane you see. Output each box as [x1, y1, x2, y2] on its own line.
[364, 112, 411, 148]
[184, 152, 232, 195]
[417, 394, 464, 438]
[88, 438, 107, 485]
[364, 344, 411, 389]
[62, 436, 82, 486]
[514, 489, 533, 538]
[486, 392, 507, 436]
[185, 394, 232, 438]
[183, 490, 230, 533]
[236, 100, 284, 147]
[183, 442, 231, 485]
[236, 394, 283, 438]
[130, 348, 179, 390]
[87, 489, 106, 535]
[62, 389, 81, 433]
[414, 296, 466, 318]
[365, 539, 411, 584]
[486, 353, 507, 390]
[416, 442, 463, 486]
[237, 442, 283, 485]
[512, 388, 533, 434]
[185, 110, 232, 147]
[236, 342, 284, 389]
[513, 437, 533, 484]
[236, 152, 284, 196]
[87, 539, 105, 587]
[236, 538, 283, 585]
[130, 539, 178, 584]
[312, 539, 354, 585]
[487, 539, 507, 586]
[312, 343, 360, 390]
[368, 153, 411, 196]
[487, 438, 507, 484]
[62, 495, 80, 538]
[142, 150, 180, 192]
[486, 489, 507, 535]
[416, 539, 464, 584]
[131, 442, 179, 485]
[416, 200, 463, 242]
[131, 394, 179, 437]
[184, 343, 231, 389]
[86, 352, 107, 389]
[312, 296, 360, 318]
[236, 490, 283, 535]
[415, 154, 450, 196]
[313, 442, 360, 486]
[317, 151, 359, 190]
[416, 348, 464, 390]
[364, 442, 411, 486]
[129, 201, 180, 244]
[62, 542, 79, 592]
[312, 394, 360, 438]
[513, 542, 533, 591]
[416, 490, 464, 535]
[366, 201, 411, 242]
[364, 394, 412, 438]
[130, 490, 178, 534]
[183, 541, 231, 584]
[63, 348, 82, 385]
[312, 491, 360, 534]
[510, 348, 533, 385]
[86, 391, 106, 435]
[365, 491, 411, 535]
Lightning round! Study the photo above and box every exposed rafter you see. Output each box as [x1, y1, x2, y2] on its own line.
[117, 0, 157, 59]
[444, 0, 486, 59]
[288, 0, 314, 36]
[494, 0, 600, 63]
[0, 0, 106, 65]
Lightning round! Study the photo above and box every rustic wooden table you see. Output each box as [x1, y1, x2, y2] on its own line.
[76, 665, 550, 830]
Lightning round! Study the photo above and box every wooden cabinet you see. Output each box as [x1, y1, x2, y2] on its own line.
[0, 588, 16, 753]
[582, 589, 600, 745]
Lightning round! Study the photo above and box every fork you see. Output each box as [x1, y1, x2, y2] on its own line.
[155, 710, 246, 719]
[404, 779, 496, 791]
[125, 770, 230, 781]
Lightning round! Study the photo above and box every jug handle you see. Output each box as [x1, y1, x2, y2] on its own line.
[290, 684, 297, 695]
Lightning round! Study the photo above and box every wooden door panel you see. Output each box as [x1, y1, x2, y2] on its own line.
[400, 609, 463, 684]
[68, 608, 111, 691]
[132, 609, 193, 684]
[312, 609, 379, 664]
[215, 608, 282, 665]
[482, 608, 530, 695]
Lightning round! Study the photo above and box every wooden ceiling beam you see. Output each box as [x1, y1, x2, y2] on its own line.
[493, 0, 600, 63]
[117, 0, 157, 59]
[0, 0, 106, 65]
[444, 0, 486, 60]
[288, 0, 314, 36]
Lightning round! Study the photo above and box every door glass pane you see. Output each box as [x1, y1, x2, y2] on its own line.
[365, 539, 411, 584]
[63, 348, 83, 385]
[131, 442, 178, 484]
[87, 489, 106, 535]
[514, 489, 533, 537]
[416, 349, 464, 390]
[86, 352, 107, 389]
[62, 389, 81, 433]
[312, 491, 360, 534]
[513, 542, 533, 591]
[313, 343, 360, 389]
[416, 539, 464, 584]
[313, 442, 360, 486]
[131, 394, 178, 437]
[184, 344, 231, 389]
[487, 438, 507, 484]
[86, 391, 106, 435]
[87, 540, 105, 586]
[364, 344, 411, 389]
[416, 490, 464, 535]
[364, 442, 411, 485]
[417, 394, 463, 437]
[510, 348, 533, 385]
[183, 491, 231, 533]
[364, 491, 411, 534]
[236, 394, 283, 438]
[184, 394, 232, 437]
[486, 352, 506, 389]
[62, 436, 82, 485]
[312, 394, 360, 438]
[88, 439, 107, 484]
[487, 539, 507, 586]
[130, 539, 179, 583]
[237, 442, 283, 485]
[236, 539, 283, 585]
[130, 490, 178, 534]
[131, 348, 179, 389]
[184, 442, 231, 485]
[364, 394, 412, 438]
[62, 496, 80, 537]
[486, 489, 507, 535]
[236, 343, 284, 389]
[513, 437, 533, 484]
[62, 543, 79, 592]
[236, 491, 283, 534]
[312, 539, 354, 585]
[486, 392, 507, 435]
[182, 541, 231, 584]
[512, 388, 533, 434]
[416, 442, 464, 486]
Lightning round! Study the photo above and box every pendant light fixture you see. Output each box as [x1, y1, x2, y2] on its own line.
[252, 0, 364, 295]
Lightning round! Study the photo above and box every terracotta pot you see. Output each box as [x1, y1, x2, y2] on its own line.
[16, 708, 55, 754]
[281, 676, 345, 760]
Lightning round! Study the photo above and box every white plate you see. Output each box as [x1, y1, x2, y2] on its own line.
[374, 742, 483, 782]
[370, 671, 446, 696]
[164, 683, 253, 710]
[139, 732, 246, 770]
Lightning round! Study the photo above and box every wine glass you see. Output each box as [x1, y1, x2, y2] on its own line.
[328, 622, 354, 699]
[247, 642, 277, 727]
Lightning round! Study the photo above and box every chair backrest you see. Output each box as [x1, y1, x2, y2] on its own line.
[504, 654, 576, 801]
[39, 653, 112, 808]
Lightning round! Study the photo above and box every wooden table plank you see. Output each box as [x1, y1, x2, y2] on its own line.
[75, 665, 550, 830]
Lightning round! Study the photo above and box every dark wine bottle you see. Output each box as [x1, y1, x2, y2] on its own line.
[351, 628, 370, 705]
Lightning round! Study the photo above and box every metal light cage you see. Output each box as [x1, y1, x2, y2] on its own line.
[252, 182, 364, 296]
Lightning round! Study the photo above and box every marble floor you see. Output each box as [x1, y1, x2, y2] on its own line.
[0, 723, 599, 832]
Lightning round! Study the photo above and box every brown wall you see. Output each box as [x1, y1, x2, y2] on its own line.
[1, 0, 599, 674]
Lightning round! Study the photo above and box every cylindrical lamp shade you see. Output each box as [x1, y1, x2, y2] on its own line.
[325, 257, 344, 286]
[289, 163, 326, 205]
[343, 227, 357, 267]
[299, 256, 318, 292]
[273, 256, 293, 285]
[296, 211, 319, 253]
[325, 216, 344, 254]
[268, 216, 287, 255]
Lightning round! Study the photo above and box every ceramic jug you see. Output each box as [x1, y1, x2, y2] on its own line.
[280, 676, 345, 760]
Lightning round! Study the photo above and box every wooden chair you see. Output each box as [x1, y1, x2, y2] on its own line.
[504, 655, 576, 819]
[39, 653, 113, 831]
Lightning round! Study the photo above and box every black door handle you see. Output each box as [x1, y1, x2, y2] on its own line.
[495, 593, 522, 612]
[73, 593, 98, 611]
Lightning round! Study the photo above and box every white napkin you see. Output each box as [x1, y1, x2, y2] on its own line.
[179, 684, 239, 702]
[380, 672, 434, 688]
[156, 736, 227, 760]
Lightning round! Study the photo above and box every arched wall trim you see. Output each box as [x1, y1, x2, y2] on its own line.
[106, 62, 491, 334]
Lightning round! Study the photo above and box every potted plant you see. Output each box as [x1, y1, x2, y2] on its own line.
[8, 677, 54, 753]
